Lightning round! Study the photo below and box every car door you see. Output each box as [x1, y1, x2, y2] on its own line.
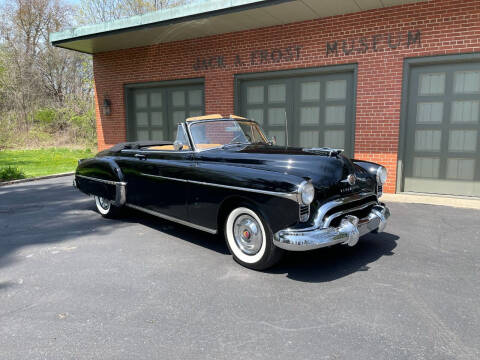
[116, 127, 194, 221]
[132, 149, 193, 220]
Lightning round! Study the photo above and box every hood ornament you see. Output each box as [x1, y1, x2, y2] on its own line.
[303, 147, 344, 156]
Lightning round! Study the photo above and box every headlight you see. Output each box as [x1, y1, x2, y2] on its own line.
[376, 166, 388, 185]
[298, 181, 315, 205]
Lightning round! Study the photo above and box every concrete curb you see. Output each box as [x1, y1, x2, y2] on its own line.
[381, 193, 480, 210]
[0, 172, 74, 187]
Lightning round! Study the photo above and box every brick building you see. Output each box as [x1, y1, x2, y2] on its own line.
[51, 0, 480, 196]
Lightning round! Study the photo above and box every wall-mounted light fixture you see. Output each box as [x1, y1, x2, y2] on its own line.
[102, 98, 111, 116]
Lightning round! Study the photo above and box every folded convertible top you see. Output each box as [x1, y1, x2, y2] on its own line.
[109, 141, 172, 152]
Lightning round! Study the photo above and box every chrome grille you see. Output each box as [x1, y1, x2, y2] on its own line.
[311, 193, 378, 229]
[377, 184, 383, 197]
[299, 204, 310, 222]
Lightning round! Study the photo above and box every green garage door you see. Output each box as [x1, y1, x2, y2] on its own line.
[126, 83, 204, 141]
[404, 62, 480, 197]
[239, 72, 354, 156]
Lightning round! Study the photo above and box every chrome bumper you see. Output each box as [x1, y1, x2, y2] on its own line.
[273, 204, 390, 251]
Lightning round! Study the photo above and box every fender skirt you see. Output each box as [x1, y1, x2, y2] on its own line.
[75, 175, 126, 207]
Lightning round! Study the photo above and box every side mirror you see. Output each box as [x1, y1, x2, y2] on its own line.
[173, 141, 184, 151]
[268, 136, 277, 145]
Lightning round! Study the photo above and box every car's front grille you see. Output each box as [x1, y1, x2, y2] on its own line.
[318, 194, 378, 228]
[299, 204, 310, 222]
[328, 205, 375, 228]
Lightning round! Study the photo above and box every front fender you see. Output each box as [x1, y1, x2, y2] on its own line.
[191, 162, 308, 232]
[74, 157, 126, 206]
[193, 161, 307, 194]
[352, 159, 382, 181]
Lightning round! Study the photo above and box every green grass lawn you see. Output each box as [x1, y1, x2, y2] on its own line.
[0, 148, 94, 180]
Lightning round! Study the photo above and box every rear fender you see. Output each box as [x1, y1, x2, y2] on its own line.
[74, 157, 126, 206]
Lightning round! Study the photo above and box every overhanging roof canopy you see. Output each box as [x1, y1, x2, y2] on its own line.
[50, 0, 424, 54]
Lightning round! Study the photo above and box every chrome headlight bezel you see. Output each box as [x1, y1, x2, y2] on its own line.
[298, 181, 315, 205]
[376, 166, 388, 185]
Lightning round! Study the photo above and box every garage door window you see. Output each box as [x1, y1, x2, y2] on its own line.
[127, 83, 204, 141]
[239, 72, 354, 156]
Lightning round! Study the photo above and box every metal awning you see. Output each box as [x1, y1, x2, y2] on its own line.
[50, 0, 424, 54]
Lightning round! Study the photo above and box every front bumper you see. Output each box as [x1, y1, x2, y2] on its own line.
[273, 204, 390, 251]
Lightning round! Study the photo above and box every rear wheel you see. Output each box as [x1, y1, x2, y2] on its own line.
[224, 206, 283, 270]
[94, 196, 121, 218]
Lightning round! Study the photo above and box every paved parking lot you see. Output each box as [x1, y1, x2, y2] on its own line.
[1, 176, 479, 359]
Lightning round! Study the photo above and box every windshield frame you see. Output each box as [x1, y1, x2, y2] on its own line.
[186, 119, 269, 152]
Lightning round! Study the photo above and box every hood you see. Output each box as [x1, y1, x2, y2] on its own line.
[196, 144, 375, 194]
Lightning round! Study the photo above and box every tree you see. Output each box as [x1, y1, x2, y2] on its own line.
[0, 0, 193, 148]
[0, 0, 92, 134]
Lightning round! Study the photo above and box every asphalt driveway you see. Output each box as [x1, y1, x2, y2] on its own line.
[1, 176, 479, 359]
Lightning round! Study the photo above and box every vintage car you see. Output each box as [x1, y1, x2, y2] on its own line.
[74, 114, 390, 270]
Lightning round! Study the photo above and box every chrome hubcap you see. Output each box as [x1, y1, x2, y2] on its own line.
[233, 214, 263, 255]
[98, 197, 110, 210]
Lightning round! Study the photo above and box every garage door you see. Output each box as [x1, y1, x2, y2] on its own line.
[238, 72, 354, 156]
[126, 83, 204, 141]
[404, 62, 480, 197]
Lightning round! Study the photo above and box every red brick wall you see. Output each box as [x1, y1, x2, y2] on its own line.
[93, 0, 480, 193]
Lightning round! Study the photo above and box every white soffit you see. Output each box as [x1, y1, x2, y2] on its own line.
[50, 0, 426, 54]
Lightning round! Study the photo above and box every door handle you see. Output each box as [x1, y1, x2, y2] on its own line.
[134, 153, 146, 160]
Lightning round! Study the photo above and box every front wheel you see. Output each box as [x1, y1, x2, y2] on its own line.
[224, 206, 283, 270]
[94, 196, 122, 218]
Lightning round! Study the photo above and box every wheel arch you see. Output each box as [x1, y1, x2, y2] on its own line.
[217, 195, 265, 235]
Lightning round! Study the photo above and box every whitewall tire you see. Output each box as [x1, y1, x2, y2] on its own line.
[224, 206, 283, 270]
[94, 196, 121, 218]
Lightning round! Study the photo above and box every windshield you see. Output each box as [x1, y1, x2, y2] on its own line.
[188, 120, 268, 150]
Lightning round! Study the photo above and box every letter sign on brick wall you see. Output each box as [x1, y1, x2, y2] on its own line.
[193, 45, 303, 71]
[326, 30, 421, 57]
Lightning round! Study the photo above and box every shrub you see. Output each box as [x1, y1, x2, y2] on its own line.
[1, 95, 97, 149]
[34, 108, 57, 125]
[0, 166, 26, 181]
[0, 117, 15, 149]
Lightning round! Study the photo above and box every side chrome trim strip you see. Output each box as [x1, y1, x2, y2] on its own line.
[189, 179, 299, 201]
[139, 173, 299, 202]
[76, 174, 126, 186]
[125, 203, 217, 234]
[140, 173, 188, 183]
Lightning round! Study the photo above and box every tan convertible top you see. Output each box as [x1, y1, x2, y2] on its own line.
[186, 114, 223, 121]
[185, 114, 250, 122]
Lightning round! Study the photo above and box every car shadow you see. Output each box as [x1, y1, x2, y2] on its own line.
[119, 208, 398, 281]
[119, 208, 230, 255]
[1, 178, 398, 282]
[268, 232, 399, 282]
[0, 180, 134, 271]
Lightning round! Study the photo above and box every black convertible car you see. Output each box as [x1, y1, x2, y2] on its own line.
[74, 114, 390, 270]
